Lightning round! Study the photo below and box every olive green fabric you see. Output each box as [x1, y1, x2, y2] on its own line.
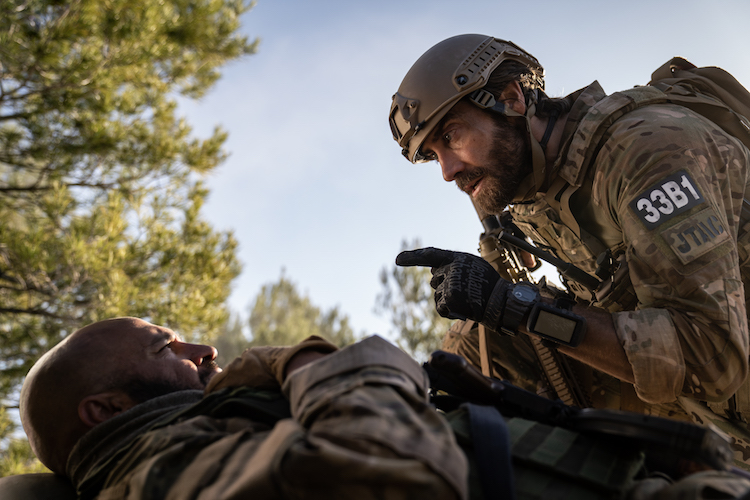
[0, 473, 76, 500]
[446, 406, 645, 500]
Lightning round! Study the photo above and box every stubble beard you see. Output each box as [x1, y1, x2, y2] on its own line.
[456, 119, 531, 215]
[120, 362, 220, 404]
[120, 377, 203, 404]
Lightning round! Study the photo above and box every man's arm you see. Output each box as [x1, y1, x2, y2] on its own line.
[591, 106, 750, 404]
[202, 336, 468, 499]
[280, 335, 467, 499]
[523, 300, 635, 384]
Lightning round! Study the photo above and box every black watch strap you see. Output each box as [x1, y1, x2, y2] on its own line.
[501, 284, 539, 335]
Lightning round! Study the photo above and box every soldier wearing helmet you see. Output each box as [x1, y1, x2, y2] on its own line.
[390, 34, 750, 469]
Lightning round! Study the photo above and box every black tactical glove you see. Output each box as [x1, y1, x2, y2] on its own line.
[396, 247, 510, 328]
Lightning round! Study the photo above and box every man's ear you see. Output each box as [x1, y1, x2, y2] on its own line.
[499, 80, 527, 115]
[78, 391, 137, 428]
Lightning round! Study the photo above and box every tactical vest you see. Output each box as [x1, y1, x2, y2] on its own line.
[513, 58, 750, 309]
[509, 84, 750, 420]
[510, 86, 670, 311]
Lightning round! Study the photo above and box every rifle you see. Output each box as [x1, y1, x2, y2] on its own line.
[425, 350, 734, 476]
[473, 199, 537, 283]
[473, 198, 599, 290]
[471, 199, 592, 408]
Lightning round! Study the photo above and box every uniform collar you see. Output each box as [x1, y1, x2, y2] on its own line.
[509, 82, 607, 203]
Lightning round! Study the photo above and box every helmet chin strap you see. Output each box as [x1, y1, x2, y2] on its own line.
[508, 92, 554, 202]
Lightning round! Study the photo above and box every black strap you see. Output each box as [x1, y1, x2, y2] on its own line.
[464, 403, 516, 500]
[539, 111, 558, 149]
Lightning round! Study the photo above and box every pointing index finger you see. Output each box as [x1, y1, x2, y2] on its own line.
[395, 247, 456, 268]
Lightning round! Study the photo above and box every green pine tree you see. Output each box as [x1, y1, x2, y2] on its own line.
[248, 271, 361, 348]
[0, 407, 47, 476]
[0, 0, 256, 468]
[213, 313, 250, 368]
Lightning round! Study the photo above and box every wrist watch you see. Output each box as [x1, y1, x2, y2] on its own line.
[501, 282, 540, 335]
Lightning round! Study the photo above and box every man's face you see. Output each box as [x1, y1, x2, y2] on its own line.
[111, 318, 221, 401]
[421, 100, 530, 214]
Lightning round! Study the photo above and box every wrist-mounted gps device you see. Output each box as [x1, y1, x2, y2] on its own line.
[526, 296, 587, 347]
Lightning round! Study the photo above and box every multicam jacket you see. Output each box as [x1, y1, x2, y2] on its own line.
[446, 81, 750, 466]
[514, 82, 750, 403]
[66, 336, 468, 500]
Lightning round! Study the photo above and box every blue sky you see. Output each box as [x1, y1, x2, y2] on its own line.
[179, 0, 750, 340]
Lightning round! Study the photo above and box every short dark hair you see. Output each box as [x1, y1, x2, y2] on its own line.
[482, 60, 571, 118]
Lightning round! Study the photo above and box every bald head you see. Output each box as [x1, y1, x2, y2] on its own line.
[20, 317, 220, 474]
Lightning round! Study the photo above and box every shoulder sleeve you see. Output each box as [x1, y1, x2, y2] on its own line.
[592, 104, 750, 404]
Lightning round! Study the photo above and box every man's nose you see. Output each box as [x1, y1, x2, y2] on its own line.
[178, 342, 218, 366]
[438, 151, 464, 182]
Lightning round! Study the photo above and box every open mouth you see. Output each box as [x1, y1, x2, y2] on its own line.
[467, 176, 484, 196]
[456, 170, 485, 197]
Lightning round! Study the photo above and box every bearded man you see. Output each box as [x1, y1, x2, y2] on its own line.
[389, 34, 750, 470]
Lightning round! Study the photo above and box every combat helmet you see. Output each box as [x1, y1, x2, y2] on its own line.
[389, 34, 550, 199]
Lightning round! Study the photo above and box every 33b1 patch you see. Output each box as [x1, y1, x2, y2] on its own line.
[630, 170, 704, 229]
[660, 207, 730, 265]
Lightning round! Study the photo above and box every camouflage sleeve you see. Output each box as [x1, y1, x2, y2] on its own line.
[196, 336, 467, 499]
[275, 335, 468, 498]
[592, 104, 750, 404]
[86, 336, 467, 500]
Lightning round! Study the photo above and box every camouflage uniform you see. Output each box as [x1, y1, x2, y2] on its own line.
[66, 336, 468, 499]
[445, 81, 750, 468]
[43, 332, 750, 500]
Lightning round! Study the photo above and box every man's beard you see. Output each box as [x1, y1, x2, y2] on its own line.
[120, 363, 219, 404]
[117, 378, 195, 404]
[456, 118, 530, 215]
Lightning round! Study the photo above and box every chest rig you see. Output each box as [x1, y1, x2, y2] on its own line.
[510, 86, 673, 312]
[510, 84, 750, 422]
[504, 65, 750, 423]
[512, 88, 750, 318]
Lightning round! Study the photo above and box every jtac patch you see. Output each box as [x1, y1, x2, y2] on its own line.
[660, 207, 730, 265]
[630, 170, 704, 229]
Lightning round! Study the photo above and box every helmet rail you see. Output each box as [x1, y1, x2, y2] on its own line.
[390, 34, 544, 164]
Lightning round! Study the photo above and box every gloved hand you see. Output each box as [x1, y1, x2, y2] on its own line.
[396, 247, 510, 328]
[205, 335, 338, 394]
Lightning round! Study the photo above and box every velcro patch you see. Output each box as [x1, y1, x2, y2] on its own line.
[630, 170, 704, 229]
[660, 207, 730, 265]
